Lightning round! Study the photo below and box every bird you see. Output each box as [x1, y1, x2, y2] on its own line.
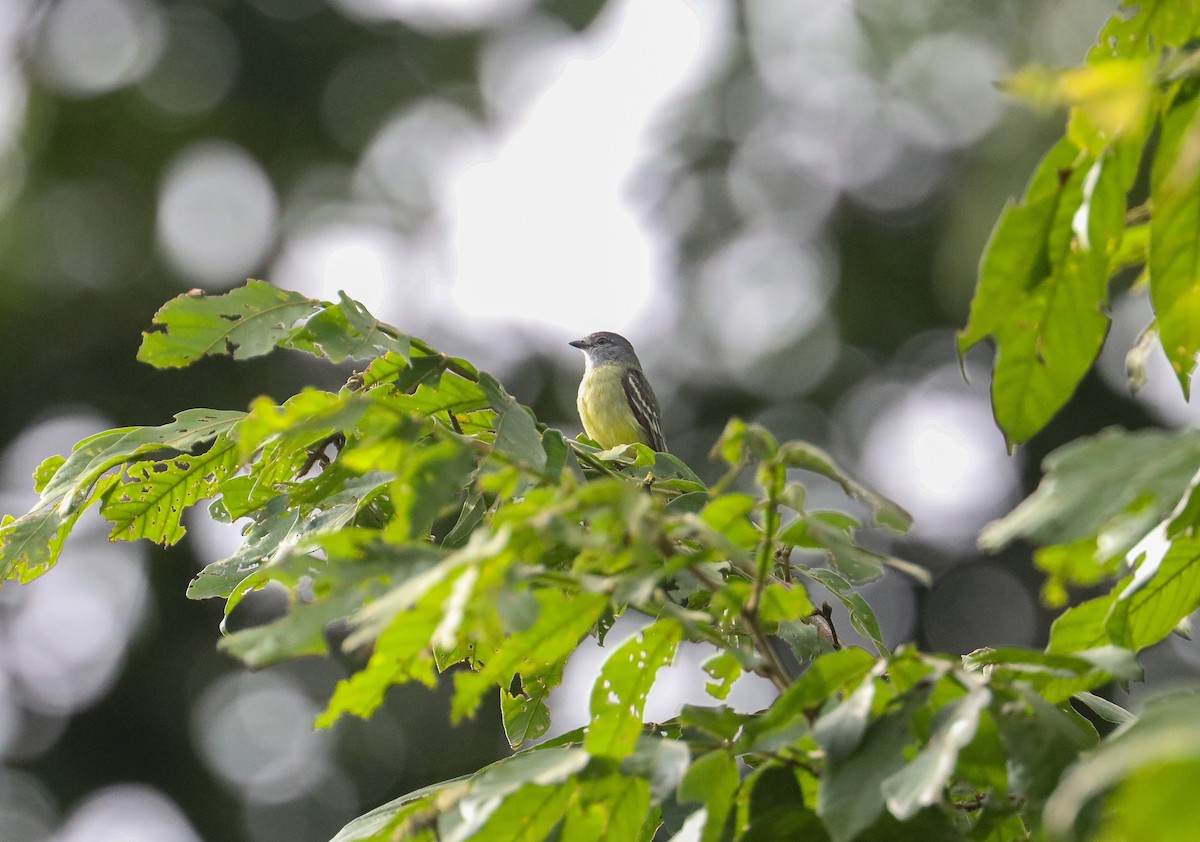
[569, 331, 666, 452]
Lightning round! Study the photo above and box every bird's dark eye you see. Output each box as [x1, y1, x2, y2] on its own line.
[596, 337, 610, 345]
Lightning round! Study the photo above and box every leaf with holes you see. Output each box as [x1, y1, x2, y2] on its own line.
[101, 436, 240, 545]
[586, 618, 682, 759]
[138, 280, 324, 368]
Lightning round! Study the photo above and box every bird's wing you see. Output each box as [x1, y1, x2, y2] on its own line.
[621, 367, 667, 452]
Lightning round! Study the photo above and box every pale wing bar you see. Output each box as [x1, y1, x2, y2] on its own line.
[621, 367, 666, 452]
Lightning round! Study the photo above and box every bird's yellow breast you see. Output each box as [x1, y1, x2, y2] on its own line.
[577, 364, 648, 449]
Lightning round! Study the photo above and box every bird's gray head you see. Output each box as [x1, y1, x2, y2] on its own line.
[569, 331, 642, 370]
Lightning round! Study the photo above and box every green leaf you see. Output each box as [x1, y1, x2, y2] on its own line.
[137, 280, 323, 368]
[964, 645, 1140, 703]
[453, 591, 609, 722]
[479, 372, 548, 473]
[562, 773, 651, 842]
[713, 418, 777, 465]
[996, 685, 1096, 804]
[619, 736, 691, 802]
[698, 494, 759, 552]
[185, 497, 301, 600]
[1107, 531, 1200, 650]
[236, 389, 367, 461]
[328, 775, 472, 842]
[737, 763, 825, 842]
[812, 667, 881, 761]
[0, 482, 113, 585]
[777, 441, 911, 532]
[818, 690, 926, 842]
[1151, 91, 1200, 395]
[501, 661, 563, 749]
[780, 515, 887, 585]
[0, 410, 244, 586]
[100, 435, 239, 545]
[219, 587, 369, 668]
[980, 426, 1200, 551]
[678, 750, 738, 842]
[1046, 592, 1117, 654]
[1089, 0, 1200, 62]
[468, 782, 575, 842]
[32, 455, 65, 493]
[385, 438, 476, 542]
[700, 651, 742, 701]
[1043, 691, 1200, 839]
[586, 618, 683, 759]
[960, 139, 1124, 445]
[1072, 691, 1134, 726]
[881, 675, 990, 819]
[284, 292, 410, 362]
[445, 747, 591, 840]
[741, 647, 877, 753]
[799, 568, 889, 656]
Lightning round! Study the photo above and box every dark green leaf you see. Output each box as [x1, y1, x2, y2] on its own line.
[800, 568, 889, 656]
[881, 676, 991, 819]
[818, 691, 925, 842]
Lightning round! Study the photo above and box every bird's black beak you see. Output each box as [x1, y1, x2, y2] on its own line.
[568, 338, 587, 349]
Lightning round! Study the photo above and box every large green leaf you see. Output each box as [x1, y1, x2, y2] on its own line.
[138, 280, 323, 368]
[1150, 91, 1200, 396]
[881, 675, 991, 819]
[100, 435, 240, 545]
[980, 426, 1200, 550]
[963, 645, 1140, 704]
[678, 750, 738, 842]
[960, 139, 1125, 445]
[1089, 0, 1200, 62]
[479, 372, 548, 473]
[1044, 691, 1200, 840]
[817, 690, 926, 842]
[284, 292, 410, 362]
[0, 410, 244, 585]
[452, 590, 609, 722]
[586, 618, 683, 759]
[1107, 530, 1200, 650]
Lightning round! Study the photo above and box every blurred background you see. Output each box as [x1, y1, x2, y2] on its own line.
[0, 0, 1194, 839]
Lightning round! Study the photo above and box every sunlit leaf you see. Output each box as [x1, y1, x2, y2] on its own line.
[101, 435, 239, 545]
[586, 618, 682, 759]
[960, 137, 1127, 445]
[284, 292, 410, 362]
[453, 591, 609, 723]
[1151, 91, 1200, 396]
[137, 280, 322, 368]
[1108, 531, 1200, 650]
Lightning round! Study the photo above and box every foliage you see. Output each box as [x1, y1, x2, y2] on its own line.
[7, 2, 1200, 841]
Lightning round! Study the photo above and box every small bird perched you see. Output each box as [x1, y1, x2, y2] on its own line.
[569, 331, 666, 452]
